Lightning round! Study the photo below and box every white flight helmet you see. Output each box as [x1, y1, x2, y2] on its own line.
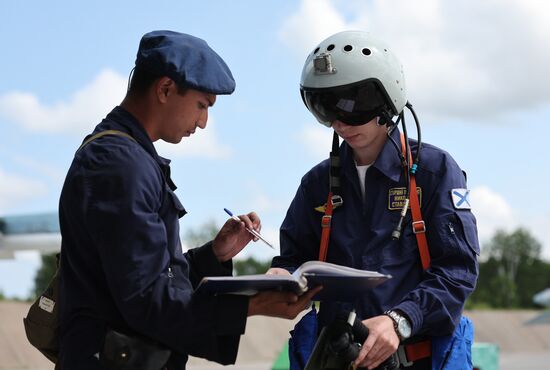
[300, 30, 406, 127]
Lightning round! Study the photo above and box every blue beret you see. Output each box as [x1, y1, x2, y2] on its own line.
[135, 30, 235, 95]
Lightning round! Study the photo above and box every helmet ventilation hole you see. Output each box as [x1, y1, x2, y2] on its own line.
[343, 45, 353, 52]
[314, 47, 320, 54]
[327, 44, 335, 51]
[362, 48, 371, 56]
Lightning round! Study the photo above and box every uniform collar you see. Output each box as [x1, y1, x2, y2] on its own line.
[341, 126, 403, 183]
[100, 106, 177, 190]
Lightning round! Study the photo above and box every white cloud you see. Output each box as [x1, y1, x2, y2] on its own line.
[278, 0, 347, 58]
[13, 156, 65, 184]
[279, 0, 550, 122]
[470, 186, 516, 242]
[0, 168, 47, 213]
[242, 182, 292, 214]
[470, 185, 550, 260]
[153, 117, 232, 159]
[0, 69, 126, 135]
[0, 69, 233, 160]
[297, 123, 334, 159]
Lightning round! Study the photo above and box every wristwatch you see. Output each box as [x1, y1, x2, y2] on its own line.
[384, 310, 412, 341]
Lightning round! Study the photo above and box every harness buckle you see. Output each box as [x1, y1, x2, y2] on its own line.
[412, 220, 426, 234]
[397, 345, 414, 367]
[321, 215, 332, 228]
[330, 195, 343, 208]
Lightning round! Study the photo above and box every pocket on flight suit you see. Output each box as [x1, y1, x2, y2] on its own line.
[166, 186, 187, 218]
[445, 212, 480, 256]
[385, 217, 420, 260]
[437, 212, 479, 281]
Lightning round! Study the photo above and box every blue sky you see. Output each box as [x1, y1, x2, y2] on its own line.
[0, 0, 549, 298]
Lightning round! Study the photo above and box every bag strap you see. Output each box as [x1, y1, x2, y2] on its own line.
[77, 129, 137, 152]
[399, 134, 431, 270]
[57, 131, 136, 261]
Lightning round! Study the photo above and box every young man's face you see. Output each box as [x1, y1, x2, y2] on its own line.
[331, 117, 387, 151]
[160, 88, 216, 144]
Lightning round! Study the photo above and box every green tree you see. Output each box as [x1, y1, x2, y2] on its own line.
[0, 290, 5, 301]
[183, 219, 219, 247]
[0, 218, 6, 233]
[468, 228, 550, 308]
[233, 257, 272, 276]
[33, 253, 58, 298]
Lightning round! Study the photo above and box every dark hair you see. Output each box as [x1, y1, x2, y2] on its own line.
[127, 67, 188, 97]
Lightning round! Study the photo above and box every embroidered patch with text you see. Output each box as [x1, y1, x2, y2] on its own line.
[39, 296, 55, 313]
[388, 187, 422, 210]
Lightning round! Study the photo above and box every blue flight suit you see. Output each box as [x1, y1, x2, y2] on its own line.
[272, 127, 479, 350]
[58, 106, 248, 370]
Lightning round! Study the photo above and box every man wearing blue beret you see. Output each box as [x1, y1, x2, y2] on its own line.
[57, 30, 317, 370]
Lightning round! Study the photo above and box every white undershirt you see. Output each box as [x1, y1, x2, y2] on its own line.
[355, 162, 372, 199]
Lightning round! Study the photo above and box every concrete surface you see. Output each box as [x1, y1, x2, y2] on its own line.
[2, 302, 550, 369]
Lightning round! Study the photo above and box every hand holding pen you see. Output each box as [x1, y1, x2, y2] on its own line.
[212, 210, 269, 262]
[224, 208, 275, 249]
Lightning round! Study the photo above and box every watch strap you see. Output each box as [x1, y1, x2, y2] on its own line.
[384, 310, 408, 340]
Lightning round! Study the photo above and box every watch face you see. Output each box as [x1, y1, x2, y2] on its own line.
[398, 318, 412, 338]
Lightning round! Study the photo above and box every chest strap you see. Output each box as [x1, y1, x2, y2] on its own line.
[319, 131, 343, 262]
[399, 134, 432, 365]
[400, 134, 431, 270]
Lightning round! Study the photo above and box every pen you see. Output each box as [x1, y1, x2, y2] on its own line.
[223, 208, 275, 249]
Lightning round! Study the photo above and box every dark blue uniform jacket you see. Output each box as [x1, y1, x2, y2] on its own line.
[272, 128, 479, 338]
[58, 106, 248, 370]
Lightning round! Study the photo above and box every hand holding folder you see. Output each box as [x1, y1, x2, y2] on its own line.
[196, 261, 391, 302]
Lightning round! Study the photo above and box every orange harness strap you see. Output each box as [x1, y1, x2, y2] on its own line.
[400, 134, 432, 362]
[409, 175, 431, 270]
[318, 192, 334, 262]
[400, 134, 431, 270]
[405, 339, 432, 362]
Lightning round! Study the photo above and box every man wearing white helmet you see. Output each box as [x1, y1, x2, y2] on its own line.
[270, 31, 479, 369]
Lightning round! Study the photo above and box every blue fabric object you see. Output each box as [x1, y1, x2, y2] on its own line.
[58, 106, 248, 369]
[272, 127, 479, 337]
[136, 30, 235, 95]
[289, 308, 318, 370]
[432, 316, 474, 370]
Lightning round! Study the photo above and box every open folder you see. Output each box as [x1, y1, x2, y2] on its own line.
[196, 261, 391, 302]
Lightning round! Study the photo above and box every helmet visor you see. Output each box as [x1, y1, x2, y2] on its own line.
[301, 80, 388, 126]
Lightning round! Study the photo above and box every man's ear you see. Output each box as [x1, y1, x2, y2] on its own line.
[156, 77, 175, 103]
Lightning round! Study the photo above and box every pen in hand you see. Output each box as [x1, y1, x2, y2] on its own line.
[223, 208, 275, 249]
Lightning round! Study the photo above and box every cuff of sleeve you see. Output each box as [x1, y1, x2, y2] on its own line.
[214, 294, 249, 335]
[394, 300, 423, 336]
[193, 241, 233, 277]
